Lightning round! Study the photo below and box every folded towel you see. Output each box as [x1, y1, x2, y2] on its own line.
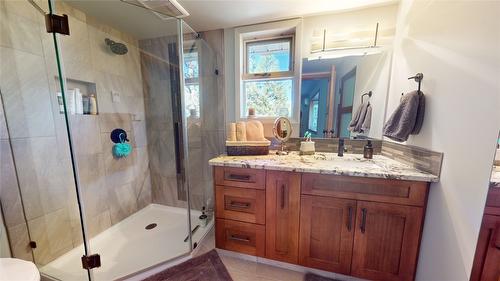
[411, 92, 425, 134]
[227, 123, 236, 141]
[236, 122, 247, 141]
[246, 119, 267, 141]
[361, 104, 372, 133]
[349, 102, 370, 132]
[383, 90, 421, 142]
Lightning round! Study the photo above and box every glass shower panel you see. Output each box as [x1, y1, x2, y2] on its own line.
[49, 0, 193, 280]
[0, 0, 89, 280]
[180, 20, 223, 248]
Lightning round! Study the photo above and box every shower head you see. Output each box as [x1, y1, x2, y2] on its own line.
[105, 38, 128, 55]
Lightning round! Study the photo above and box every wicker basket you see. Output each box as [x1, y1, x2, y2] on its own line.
[225, 140, 270, 156]
[226, 145, 269, 156]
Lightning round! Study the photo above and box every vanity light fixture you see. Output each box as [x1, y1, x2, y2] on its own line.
[308, 23, 382, 61]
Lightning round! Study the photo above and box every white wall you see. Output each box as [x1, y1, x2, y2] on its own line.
[387, 1, 500, 280]
[224, 4, 399, 138]
[302, 4, 399, 58]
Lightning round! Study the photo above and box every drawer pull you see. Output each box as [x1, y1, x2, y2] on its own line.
[229, 201, 250, 209]
[227, 174, 251, 181]
[280, 184, 286, 209]
[360, 208, 367, 233]
[229, 234, 250, 243]
[347, 206, 353, 231]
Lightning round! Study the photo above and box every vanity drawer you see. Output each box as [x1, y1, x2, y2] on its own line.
[215, 185, 265, 224]
[302, 174, 429, 206]
[216, 219, 265, 257]
[214, 167, 265, 189]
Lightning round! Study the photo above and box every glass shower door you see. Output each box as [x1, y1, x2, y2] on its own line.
[0, 0, 90, 280]
[180, 20, 223, 250]
[47, 0, 193, 280]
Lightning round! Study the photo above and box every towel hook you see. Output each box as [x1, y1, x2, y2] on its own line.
[361, 91, 372, 104]
[408, 73, 423, 94]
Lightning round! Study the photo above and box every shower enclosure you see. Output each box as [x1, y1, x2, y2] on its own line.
[0, 0, 223, 280]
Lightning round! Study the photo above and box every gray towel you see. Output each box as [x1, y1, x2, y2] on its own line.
[383, 90, 421, 142]
[349, 102, 369, 133]
[411, 92, 425, 134]
[361, 104, 372, 133]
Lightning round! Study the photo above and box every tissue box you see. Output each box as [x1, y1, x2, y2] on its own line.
[226, 140, 270, 156]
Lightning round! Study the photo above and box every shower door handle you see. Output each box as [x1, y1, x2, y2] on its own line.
[173, 122, 182, 175]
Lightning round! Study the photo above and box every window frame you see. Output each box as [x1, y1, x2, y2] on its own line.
[242, 35, 295, 80]
[234, 19, 303, 124]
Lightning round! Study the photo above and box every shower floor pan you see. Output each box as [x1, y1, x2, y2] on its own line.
[41, 204, 212, 281]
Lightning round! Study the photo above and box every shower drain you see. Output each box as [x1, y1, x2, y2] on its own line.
[145, 223, 157, 230]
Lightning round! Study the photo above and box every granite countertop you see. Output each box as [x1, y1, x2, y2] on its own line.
[209, 151, 439, 182]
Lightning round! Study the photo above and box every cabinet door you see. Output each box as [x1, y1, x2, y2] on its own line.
[471, 215, 500, 281]
[298, 195, 356, 274]
[265, 171, 301, 263]
[351, 201, 423, 281]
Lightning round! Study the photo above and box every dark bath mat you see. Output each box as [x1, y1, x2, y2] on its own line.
[304, 272, 342, 281]
[143, 250, 233, 281]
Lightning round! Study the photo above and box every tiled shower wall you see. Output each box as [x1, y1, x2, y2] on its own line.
[0, 0, 150, 265]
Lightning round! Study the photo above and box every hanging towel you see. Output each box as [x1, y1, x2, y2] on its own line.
[360, 104, 372, 133]
[349, 102, 369, 133]
[411, 92, 425, 134]
[383, 90, 421, 142]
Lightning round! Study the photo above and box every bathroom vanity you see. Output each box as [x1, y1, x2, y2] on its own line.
[470, 166, 500, 281]
[210, 152, 438, 281]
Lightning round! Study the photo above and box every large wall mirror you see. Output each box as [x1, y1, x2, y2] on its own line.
[299, 4, 398, 139]
[300, 50, 393, 139]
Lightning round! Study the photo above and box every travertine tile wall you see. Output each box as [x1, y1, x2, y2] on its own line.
[140, 35, 186, 209]
[0, 0, 151, 265]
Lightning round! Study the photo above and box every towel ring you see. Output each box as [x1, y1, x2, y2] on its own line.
[361, 91, 372, 104]
[408, 73, 423, 94]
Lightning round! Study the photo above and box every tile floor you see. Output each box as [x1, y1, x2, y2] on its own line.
[194, 228, 304, 281]
[193, 227, 355, 281]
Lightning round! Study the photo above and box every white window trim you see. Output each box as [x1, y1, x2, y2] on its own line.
[234, 18, 303, 124]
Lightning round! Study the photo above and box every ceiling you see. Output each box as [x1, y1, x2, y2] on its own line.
[178, 0, 398, 31]
[65, 0, 398, 39]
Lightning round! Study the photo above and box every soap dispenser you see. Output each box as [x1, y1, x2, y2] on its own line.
[364, 140, 373, 159]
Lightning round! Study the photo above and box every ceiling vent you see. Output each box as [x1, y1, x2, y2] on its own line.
[121, 0, 189, 19]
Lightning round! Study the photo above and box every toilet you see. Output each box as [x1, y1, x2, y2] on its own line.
[0, 258, 40, 281]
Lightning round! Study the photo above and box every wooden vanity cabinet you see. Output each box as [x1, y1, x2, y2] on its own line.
[471, 187, 500, 281]
[214, 166, 430, 281]
[299, 195, 356, 274]
[351, 201, 424, 281]
[265, 171, 301, 263]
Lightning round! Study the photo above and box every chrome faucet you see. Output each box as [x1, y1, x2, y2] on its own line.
[338, 138, 345, 157]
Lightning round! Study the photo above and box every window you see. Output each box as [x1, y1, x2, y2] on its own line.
[242, 36, 295, 118]
[308, 92, 319, 132]
[183, 49, 199, 118]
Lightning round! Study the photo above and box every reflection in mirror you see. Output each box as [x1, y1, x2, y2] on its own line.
[300, 50, 392, 140]
[273, 117, 293, 155]
[273, 117, 293, 141]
